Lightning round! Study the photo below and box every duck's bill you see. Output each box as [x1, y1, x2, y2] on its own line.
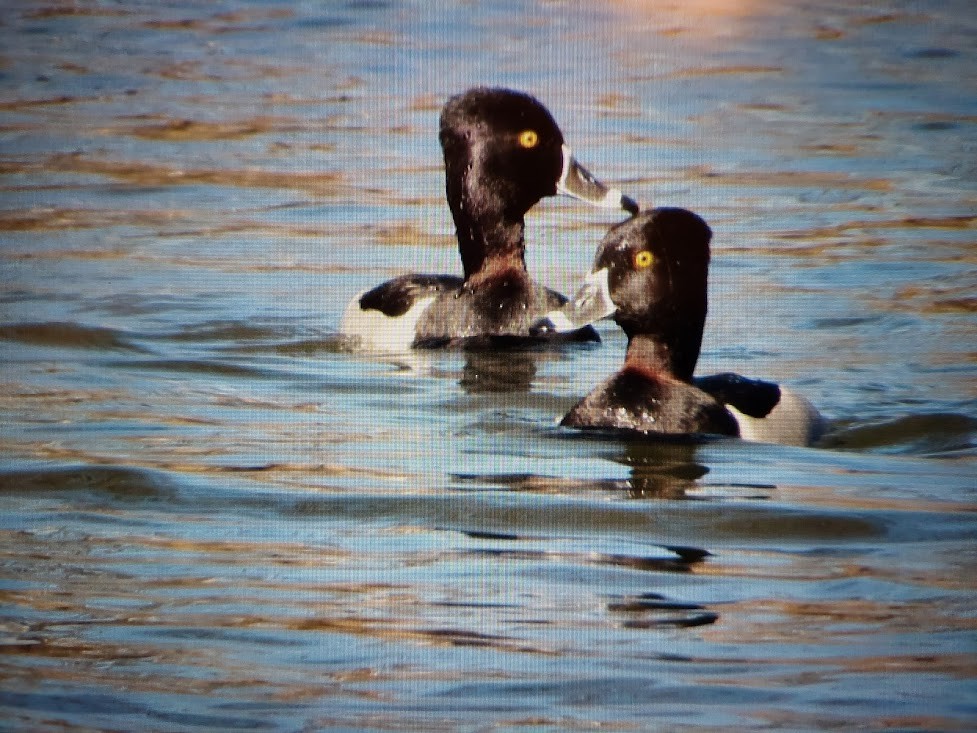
[530, 267, 616, 335]
[557, 145, 639, 215]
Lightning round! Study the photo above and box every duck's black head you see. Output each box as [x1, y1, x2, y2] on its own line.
[533, 208, 711, 379]
[439, 87, 638, 279]
[597, 208, 710, 329]
[441, 88, 565, 216]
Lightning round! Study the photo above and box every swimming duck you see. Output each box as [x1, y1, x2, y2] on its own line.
[532, 208, 825, 446]
[340, 87, 639, 350]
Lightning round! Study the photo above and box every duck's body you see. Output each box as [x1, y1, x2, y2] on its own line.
[562, 362, 740, 436]
[340, 274, 461, 352]
[727, 387, 825, 446]
[342, 267, 577, 350]
[562, 361, 823, 445]
[534, 209, 824, 446]
[340, 87, 637, 351]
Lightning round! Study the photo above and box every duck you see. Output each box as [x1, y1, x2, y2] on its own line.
[531, 208, 825, 446]
[340, 87, 639, 351]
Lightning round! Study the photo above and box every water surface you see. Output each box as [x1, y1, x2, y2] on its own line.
[2, 1, 976, 730]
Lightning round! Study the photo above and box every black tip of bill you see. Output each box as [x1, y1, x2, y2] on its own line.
[621, 194, 640, 216]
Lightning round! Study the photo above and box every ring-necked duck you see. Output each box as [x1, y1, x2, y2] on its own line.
[532, 208, 825, 446]
[340, 87, 639, 350]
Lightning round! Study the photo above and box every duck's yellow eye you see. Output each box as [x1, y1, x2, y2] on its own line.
[635, 250, 654, 268]
[517, 129, 539, 148]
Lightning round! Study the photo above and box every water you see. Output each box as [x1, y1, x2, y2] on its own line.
[2, 1, 976, 730]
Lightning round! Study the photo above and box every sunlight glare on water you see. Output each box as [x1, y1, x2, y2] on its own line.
[1, 1, 976, 730]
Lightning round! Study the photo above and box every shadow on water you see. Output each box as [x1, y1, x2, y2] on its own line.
[0, 465, 176, 502]
[336, 339, 598, 393]
[822, 412, 977, 458]
[457, 340, 604, 394]
[598, 440, 716, 499]
[0, 691, 268, 732]
[462, 438, 722, 499]
[460, 349, 541, 394]
[0, 321, 149, 353]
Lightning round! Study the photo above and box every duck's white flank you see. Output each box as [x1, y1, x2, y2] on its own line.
[728, 387, 825, 447]
[339, 292, 436, 352]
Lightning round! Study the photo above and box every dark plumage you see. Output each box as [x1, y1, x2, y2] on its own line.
[539, 208, 824, 444]
[559, 209, 739, 436]
[340, 87, 637, 350]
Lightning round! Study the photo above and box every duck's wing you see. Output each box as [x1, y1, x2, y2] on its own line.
[358, 274, 464, 317]
[693, 372, 781, 419]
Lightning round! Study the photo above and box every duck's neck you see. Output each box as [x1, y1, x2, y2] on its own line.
[623, 328, 702, 384]
[444, 151, 529, 280]
[453, 212, 527, 280]
[619, 272, 707, 382]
